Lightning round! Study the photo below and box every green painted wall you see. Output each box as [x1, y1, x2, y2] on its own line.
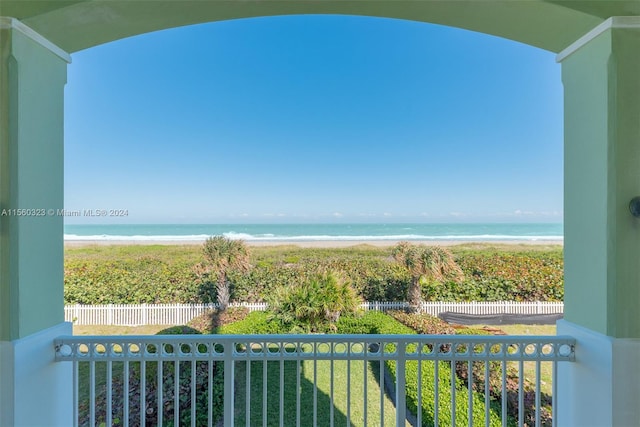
[562, 26, 640, 338]
[609, 28, 640, 339]
[562, 31, 611, 336]
[1, 1, 608, 53]
[0, 27, 67, 340]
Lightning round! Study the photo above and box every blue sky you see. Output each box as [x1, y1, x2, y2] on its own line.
[64, 15, 563, 224]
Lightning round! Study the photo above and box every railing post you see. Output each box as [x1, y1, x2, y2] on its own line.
[223, 340, 235, 427]
[395, 341, 406, 427]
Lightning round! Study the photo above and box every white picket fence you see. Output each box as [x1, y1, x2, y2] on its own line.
[65, 301, 564, 326]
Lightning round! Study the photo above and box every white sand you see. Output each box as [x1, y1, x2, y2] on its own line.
[64, 239, 562, 248]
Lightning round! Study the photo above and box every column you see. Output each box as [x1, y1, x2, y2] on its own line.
[557, 17, 640, 427]
[0, 17, 72, 426]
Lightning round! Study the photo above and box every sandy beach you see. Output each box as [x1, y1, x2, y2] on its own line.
[64, 239, 563, 248]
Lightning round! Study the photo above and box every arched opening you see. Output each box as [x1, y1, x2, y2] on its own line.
[2, 3, 640, 426]
[60, 16, 565, 426]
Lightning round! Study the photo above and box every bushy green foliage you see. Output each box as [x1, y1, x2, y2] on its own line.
[387, 310, 456, 335]
[152, 327, 224, 427]
[83, 323, 223, 427]
[266, 272, 361, 332]
[64, 245, 564, 304]
[64, 257, 202, 304]
[156, 325, 202, 335]
[336, 311, 502, 426]
[451, 328, 553, 426]
[217, 311, 284, 334]
[392, 242, 465, 312]
[187, 307, 250, 334]
[384, 312, 503, 416]
[397, 357, 503, 427]
[229, 256, 409, 303]
[451, 251, 564, 301]
[228, 265, 313, 302]
[198, 237, 251, 310]
[336, 310, 415, 335]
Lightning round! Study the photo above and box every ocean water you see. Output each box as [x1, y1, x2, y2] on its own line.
[64, 223, 563, 242]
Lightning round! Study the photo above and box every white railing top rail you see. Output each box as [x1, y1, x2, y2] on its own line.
[55, 334, 575, 363]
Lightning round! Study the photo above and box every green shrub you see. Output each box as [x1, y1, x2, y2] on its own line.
[156, 325, 202, 335]
[187, 307, 250, 334]
[82, 324, 223, 427]
[454, 251, 564, 301]
[396, 356, 503, 427]
[154, 326, 223, 426]
[337, 311, 503, 426]
[218, 311, 283, 334]
[64, 257, 202, 304]
[197, 236, 252, 310]
[452, 328, 553, 426]
[266, 272, 361, 333]
[64, 245, 564, 304]
[387, 310, 457, 335]
[336, 310, 414, 335]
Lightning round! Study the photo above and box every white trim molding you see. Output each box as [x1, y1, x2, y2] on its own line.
[0, 17, 71, 63]
[0, 322, 73, 427]
[556, 320, 640, 426]
[557, 16, 640, 63]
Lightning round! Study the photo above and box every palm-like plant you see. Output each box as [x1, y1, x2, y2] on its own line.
[392, 242, 464, 313]
[266, 271, 360, 332]
[201, 236, 251, 310]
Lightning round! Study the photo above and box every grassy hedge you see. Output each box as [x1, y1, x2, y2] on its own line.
[337, 311, 503, 426]
[217, 311, 283, 334]
[64, 244, 563, 304]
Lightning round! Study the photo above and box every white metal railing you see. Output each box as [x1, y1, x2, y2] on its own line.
[55, 334, 575, 427]
[65, 301, 565, 326]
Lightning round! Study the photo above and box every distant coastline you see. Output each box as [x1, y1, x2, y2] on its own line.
[64, 238, 563, 248]
[64, 223, 563, 248]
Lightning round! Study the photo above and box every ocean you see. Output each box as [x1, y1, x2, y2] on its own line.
[63, 223, 563, 243]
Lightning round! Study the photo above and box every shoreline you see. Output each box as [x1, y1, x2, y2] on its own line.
[64, 239, 563, 248]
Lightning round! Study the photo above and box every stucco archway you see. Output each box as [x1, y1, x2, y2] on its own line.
[0, 1, 615, 53]
[1, 2, 640, 426]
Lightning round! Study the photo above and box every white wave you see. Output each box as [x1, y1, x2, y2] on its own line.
[64, 233, 563, 242]
[222, 232, 256, 240]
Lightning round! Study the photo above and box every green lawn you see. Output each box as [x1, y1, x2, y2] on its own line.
[233, 359, 409, 427]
